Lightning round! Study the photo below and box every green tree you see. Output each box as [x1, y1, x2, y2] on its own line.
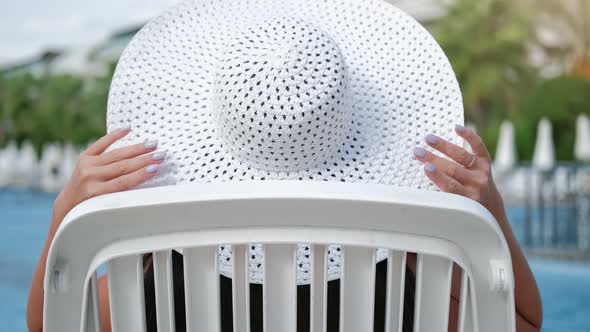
[512, 75, 590, 161]
[432, 0, 536, 125]
[0, 73, 42, 146]
[0, 69, 111, 153]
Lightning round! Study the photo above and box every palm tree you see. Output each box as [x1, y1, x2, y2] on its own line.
[431, 0, 536, 124]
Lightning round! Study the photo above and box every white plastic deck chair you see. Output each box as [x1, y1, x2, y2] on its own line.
[43, 181, 516, 332]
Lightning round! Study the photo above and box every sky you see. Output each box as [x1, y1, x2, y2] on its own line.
[0, 0, 181, 65]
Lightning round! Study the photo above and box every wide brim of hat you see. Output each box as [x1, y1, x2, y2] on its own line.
[107, 0, 464, 191]
[106, 0, 464, 284]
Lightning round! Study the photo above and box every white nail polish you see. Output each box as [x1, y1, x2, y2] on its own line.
[425, 162, 436, 173]
[118, 125, 131, 132]
[425, 134, 439, 145]
[144, 140, 158, 149]
[152, 151, 167, 160]
[146, 164, 160, 173]
[413, 147, 427, 158]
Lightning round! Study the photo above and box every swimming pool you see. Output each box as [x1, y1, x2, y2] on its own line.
[1, 189, 589, 331]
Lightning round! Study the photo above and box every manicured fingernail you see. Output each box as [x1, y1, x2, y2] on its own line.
[145, 164, 160, 173]
[117, 126, 131, 133]
[425, 134, 439, 145]
[144, 140, 158, 149]
[455, 124, 466, 133]
[152, 151, 167, 161]
[413, 147, 427, 158]
[424, 162, 436, 173]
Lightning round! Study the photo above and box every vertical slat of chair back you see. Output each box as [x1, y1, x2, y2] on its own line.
[385, 251, 407, 332]
[311, 245, 328, 332]
[233, 245, 251, 332]
[340, 247, 376, 332]
[458, 273, 475, 332]
[153, 251, 176, 332]
[84, 273, 102, 332]
[414, 254, 454, 332]
[183, 246, 221, 331]
[107, 255, 147, 332]
[263, 244, 298, 332]
[98, 247, 473, 332]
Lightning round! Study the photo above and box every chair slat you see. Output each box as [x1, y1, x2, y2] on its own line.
[108, 255, 146, 332]
[263, 244, 297, 332]
[232, 245, 251, 332]
[183, 247, 221, 332]
[458, 272, 475, 332]
[85, 272, 102, 332]
[311, 245, 328, 332]
[153, 251, 175, 332]
[413, 254, 453, 332]
[385, 251, 407, 332]
[340, 247, 376, 332]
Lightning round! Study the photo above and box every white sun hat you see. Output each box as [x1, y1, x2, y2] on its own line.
[106, 0, 464, 284]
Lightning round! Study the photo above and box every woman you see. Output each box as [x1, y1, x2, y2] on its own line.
[27, 125, 542, 332]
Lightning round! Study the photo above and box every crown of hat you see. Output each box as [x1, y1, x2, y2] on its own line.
[214, 18, 350, 172]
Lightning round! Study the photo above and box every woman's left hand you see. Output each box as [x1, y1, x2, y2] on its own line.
[413, 124, 505, 219]
[414, 125, 544, 331]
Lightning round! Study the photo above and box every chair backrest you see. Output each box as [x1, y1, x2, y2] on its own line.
[43, 181, 515, 332]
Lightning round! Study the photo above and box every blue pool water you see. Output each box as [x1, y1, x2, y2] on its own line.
[1, 189, 589, 331]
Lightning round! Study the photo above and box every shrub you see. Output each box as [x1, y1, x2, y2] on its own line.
[0, 72, 109, 153]
[511, 75, 590, 161]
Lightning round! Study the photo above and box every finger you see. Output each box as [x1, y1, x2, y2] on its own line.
[413, 147, 473, 184]
[95, 151, 166, 180]
[85, 127, 131, 156]
[96, 140, 158, 166]
[98, 163, 161, 194]
[425, 134, 482, 169]
[423, 162, 468, 196]
[454, 125, 491, 160]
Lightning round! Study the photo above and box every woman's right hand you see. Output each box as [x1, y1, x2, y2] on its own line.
[54, 127, 166, 223]
[28, 127, 167, 332]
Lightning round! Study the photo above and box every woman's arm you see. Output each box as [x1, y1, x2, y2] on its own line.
[26, 128, 165, 332]
[412, 125, 542, 331]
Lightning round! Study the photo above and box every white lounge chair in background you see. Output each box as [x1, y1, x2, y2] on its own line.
[39, 144, 66, 193]
[532, 118, 555, 173]
[574, 114, 590, 162]
[43, 181, 515, 332]
[61, 144, 80, 186]
[493, 120, 517, 175]
[0, 142, 19, 187]
[14, 141, 40, 188]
